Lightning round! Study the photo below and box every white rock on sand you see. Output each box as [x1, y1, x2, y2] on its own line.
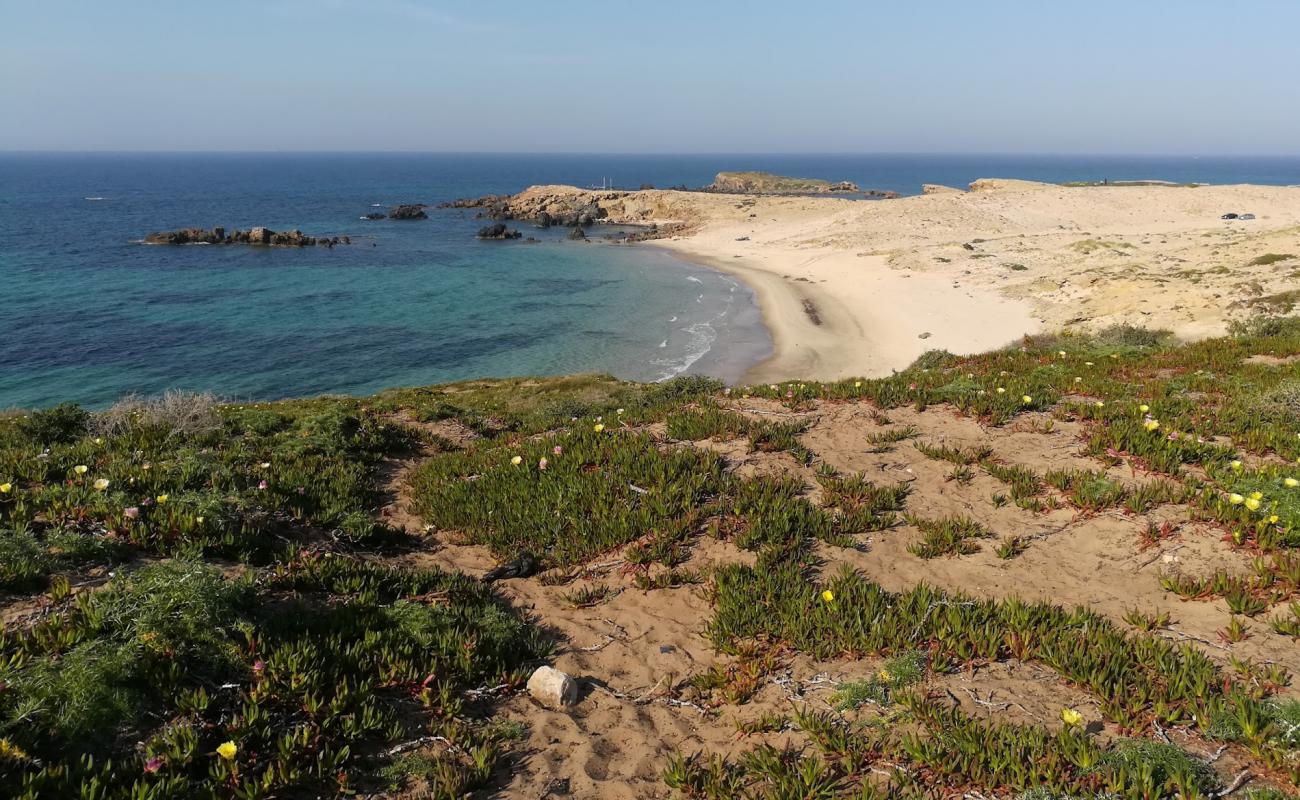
[527, 666, 578, 709]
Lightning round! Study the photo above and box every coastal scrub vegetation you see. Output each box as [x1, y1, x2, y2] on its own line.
[1, 316, 1300, 795]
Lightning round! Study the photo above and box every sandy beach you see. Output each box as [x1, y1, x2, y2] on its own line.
[501, 180, 1300, 384]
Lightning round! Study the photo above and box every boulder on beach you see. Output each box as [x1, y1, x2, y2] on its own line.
[527, 666, 578, 709]
[922, 183, 964, 195]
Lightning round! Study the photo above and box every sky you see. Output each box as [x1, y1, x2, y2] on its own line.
[2, 0, 1298, 154]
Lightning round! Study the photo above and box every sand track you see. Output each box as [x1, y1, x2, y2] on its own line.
[378, 396, 1299, 799]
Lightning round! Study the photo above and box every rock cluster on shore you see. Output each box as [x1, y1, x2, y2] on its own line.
[143, 227, 352, 247]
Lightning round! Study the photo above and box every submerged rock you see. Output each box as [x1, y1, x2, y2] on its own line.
[362, 212, 386, 220]
[476, 223, 522, 240]
[388, 204, 428, 220]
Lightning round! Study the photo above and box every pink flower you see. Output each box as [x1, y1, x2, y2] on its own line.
[538, 457, 548, 471]
[908, 383, 918, 391]
[257, 480, 268, 490]
[252, 660, 265, 674]
[144, 755, 165, 773]
[124, 506, 140, 519]
[552, 445, 563, 456]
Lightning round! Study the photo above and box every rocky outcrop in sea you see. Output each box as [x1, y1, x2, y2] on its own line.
[143, 227, 352, 247]
[388, 204, 428, 220]
[476, 223, 523, 240]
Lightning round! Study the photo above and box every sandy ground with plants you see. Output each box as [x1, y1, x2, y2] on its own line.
[505, 181, 1300, 384]
[381, 396, 1298, 799]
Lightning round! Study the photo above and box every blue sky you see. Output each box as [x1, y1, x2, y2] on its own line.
[2, 0, 1297, 153]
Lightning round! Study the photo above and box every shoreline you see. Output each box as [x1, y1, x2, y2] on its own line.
[509, 178, 1300, 386]
[649, 236, 1042, 386]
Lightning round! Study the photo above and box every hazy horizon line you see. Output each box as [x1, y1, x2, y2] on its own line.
[4, 149, 1300, 159]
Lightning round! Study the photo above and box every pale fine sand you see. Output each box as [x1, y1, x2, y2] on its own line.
[524, 180, 1300, 383]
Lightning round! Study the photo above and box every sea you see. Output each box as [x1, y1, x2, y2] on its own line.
[3, 153, 1299, 409]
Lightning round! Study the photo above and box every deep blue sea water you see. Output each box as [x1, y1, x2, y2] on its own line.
[3, 153, 1300, 409]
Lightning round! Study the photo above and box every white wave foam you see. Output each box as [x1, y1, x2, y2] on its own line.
[686, 275, 703, 283]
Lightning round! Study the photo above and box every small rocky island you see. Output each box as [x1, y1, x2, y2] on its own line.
[706, 171, 859, 194]
[143, 227, 351, 247]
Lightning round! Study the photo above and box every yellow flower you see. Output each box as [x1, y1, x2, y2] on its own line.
[1138, 404, 1149, 413]
[877, 670, 892, 683]
[156, 494, 169, 504]
[216, 741, 237, 760]
[259, 462, 271, 469]
[1285, 477, 1299, 488]
[1060, 708, 1084, 727]
[93, 437, 103, 445]
[1094, 401, 1105, 408]
[1021, 395, 1033, 404]
[1268, 515, 1279, 524]
[1245, 497, 1261, 511]
[1074, 377, 1083, 383]
[0, 483, 10, 493]
[1230, 460, 1243, 471]
[1228, 493, 1245, 505]
[510, 455, 522, 465]
[93, 478, 110, 491]
[854, 381, 862, 388]
[821, 589, 834, 603]
[1057, 350, 1066, 357]
[996, 387, 1006, 394]
[73, 464, 89, 475]
[0, 738, 29, 761]
[1084, 361, 1094, 366]
[1144, 420, 1160, 432]
[616, 408, 625, 415]
[593, 423, 605, 433]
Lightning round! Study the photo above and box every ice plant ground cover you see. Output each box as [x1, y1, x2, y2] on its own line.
[0, 318, 1298, 797]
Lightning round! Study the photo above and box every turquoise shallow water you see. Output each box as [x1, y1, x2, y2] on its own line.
[0, 154, 773, 409]
[4, 152, 1299, 409]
